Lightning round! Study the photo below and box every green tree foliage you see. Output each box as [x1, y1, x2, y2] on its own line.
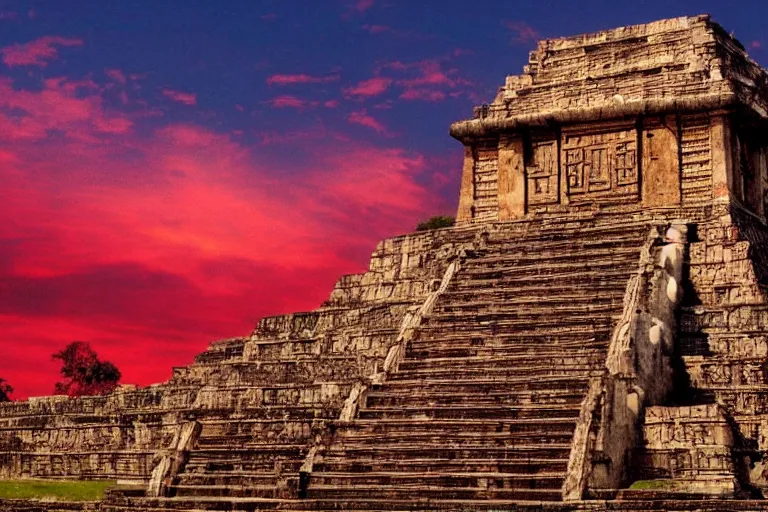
[0, 379, 12, 402]
[53, 341, 121, 397]
[416, 215, 455, 231]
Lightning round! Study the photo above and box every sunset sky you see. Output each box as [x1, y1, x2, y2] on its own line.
[1, 0, 766, 398]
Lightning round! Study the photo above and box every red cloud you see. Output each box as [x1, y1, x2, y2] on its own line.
[352, 0, 374, 13]
[266, 73, 339, 86]
[1, 36, 83, 67]
[503, 20, 540, 45]
[344, 77, 392, 98]
[0, 11, 18, 21]
[162, 88, 197, 105]
[0, 76, 132, 139]
[362, 24, 390, 34]
[267, 95, 309, 109]
[105, 69, 127, 85]
[265, 95, 338, 110]
[751, 40, 762, 50]
[348, 110, 388, 134]
[373, 59, 472, 103]
[400, 88, 446, 102]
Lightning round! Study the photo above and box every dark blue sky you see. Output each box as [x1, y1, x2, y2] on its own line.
[0, 0, 765, 398]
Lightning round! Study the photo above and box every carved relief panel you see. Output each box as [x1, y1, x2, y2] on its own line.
[525, 138, 559, 206]
[562, 126, 639, 202]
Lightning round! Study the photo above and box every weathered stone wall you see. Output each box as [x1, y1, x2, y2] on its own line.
[634, 405, 735, 494]
[677, 204, 768, 491]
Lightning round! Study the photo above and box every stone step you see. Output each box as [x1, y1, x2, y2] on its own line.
[330, 429, 574, 447]
[451, 267, 634, 288]
[196, 435, 315, 447]
[436, 288, 627, 310]
[313, 456, 569, 475]
[386, 365, 602, 383]
[466, 244, 642, 268]
[364, 388, 586, 407]
[176, 471, 278, 487]
[409, 330, 607, 348]
[337, 417, 577, 433]
[99, 497, 768, 512]
[185, 445, 304, 473]
[382, 375, 593, 392]
[482, 225, 650, 249]
[396, 353, 603, 372]
[406, 340, 606, 359]
[323, 443, 571, 459]
[418, 315, 618, 335]
[101, 496, 285, 511]
[184, 460, 301, 474]
[357, 403, 581, 420]
[198, 418, 320, 440]
[433, 299, 624, 319]
[306, 483, 562, 501]
[310, 470, 565, 488]
[459, 257, 638, 280]
[172, 483, 283, 498]
[483, 232, 647, 250]
[427, 303, 620, 323]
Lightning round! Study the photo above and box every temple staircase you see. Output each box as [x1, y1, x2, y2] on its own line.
[300, 215, 654, 509]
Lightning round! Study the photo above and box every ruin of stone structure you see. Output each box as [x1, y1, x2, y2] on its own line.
[4, 13, 768, 511]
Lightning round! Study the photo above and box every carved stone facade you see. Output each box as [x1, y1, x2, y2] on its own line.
[452, 15, 768, 225]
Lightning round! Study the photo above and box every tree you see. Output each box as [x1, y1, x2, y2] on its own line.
[416, 215, 455, 231]
[53, 341, 121, 397]
[0, 379, 12, 402]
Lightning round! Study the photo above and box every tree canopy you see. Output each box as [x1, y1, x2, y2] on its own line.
[416, 215, 455, 231]
[53, 341, 121, 397]
[0, 379, 12, 402]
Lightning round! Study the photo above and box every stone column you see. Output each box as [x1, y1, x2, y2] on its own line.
[497, 134, 526, 220]
[455, 145, 475, 224]
[710, 114, 734, 202]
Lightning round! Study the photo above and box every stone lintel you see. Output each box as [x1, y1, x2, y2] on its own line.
[450, 94, 738, 143]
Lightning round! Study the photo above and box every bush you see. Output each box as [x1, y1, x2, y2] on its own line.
[416, 216, 455, 231]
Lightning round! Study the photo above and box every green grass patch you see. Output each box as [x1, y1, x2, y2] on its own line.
[0, 479, 116, 501]
[629, 479, 680, 491]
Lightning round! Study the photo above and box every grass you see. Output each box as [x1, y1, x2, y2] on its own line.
[0, 479, 116, 502]
[629, 479, 681, 491]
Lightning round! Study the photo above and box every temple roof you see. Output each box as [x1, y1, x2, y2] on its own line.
[451, 15, 768, 140]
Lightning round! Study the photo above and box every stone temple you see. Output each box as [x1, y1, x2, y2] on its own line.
[4, 14, 768, 511]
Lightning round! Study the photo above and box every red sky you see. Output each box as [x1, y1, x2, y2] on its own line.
[0, 73, 456, 397]
[0, 5, 468, 397]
